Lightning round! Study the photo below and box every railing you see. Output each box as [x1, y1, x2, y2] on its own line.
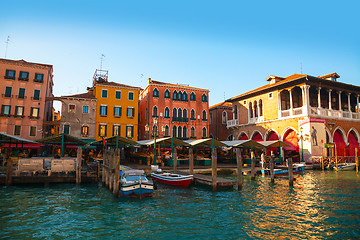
[172, 117, 189, 123]
[281, 109, 291, 118]
[310, 107, 360, 120]
[227, 119, 239, 128]
[249, 116, 264, 124]
[293, 107, 303, 115]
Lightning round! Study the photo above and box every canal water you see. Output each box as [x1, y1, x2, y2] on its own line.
[1, 171, 359, 239]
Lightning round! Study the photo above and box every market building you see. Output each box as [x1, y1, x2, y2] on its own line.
[138, 78, 210, 140]
[0, 58, 54, 140]
[209, 101, 233, 140]
[226, 72, 360, 163]
[88, 70, 140, 141]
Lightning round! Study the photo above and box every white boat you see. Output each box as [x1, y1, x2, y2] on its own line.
[332, 163, 356, 171]
[119, 169, 154, 198]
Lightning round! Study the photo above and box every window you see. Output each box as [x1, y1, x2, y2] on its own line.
[178, 126, 182, 138]
[183, 109, 187, 118]
[164, 125, 169, 136]
[269, 93, 273, 99]
[113, 125, 120, 136]
[114, 106, 122, 117]
[15, 106, 24, 117]
[30, 107, 39, 118]
[99, 124, 107, 137]
[249, 102, 253, 118]
[178, 91, 183, 101]
[191, 109, 195, 120]
[173, 90, 178, 100]
[1, 105, 11, 116]
[127, 107, 135, 117]
[115, 91, 121, 99]
[18, 88, 25, 99]
[164, 107, 170, 118]
[173, 108, 177, 118]
[5, 70, 15, 79]
[222, 111, 227, 124]
[34, 73, 44, 82]
[209, 112, 212, 124]
[164, 89, 170, 98]
[202, 94, 207, 102]
[202, 110, 207, 121]
[33, 90, 40, 100]
[19, 71, 29, 81]
[126, 125, 134, 138]
[172, 126, 177, 137]
[191, 127, 195, 138]
[128, 92, 134, 100]
[5, 87, 12, 98]
[259, 99, 263, 116]
[153, 88, 159, 97]
[254, 101, 258, 118]
[183, 126, 187, 139]
[64, 125, 70, 134]
[102, 89, 108, 98]
[182, 92, 187, 101]
[69, 104, 75, 113]
[14, 126, 21, 136]
[30, 126, 36, 136]
[153, 106, 158, 117]
[100, 105, 107, 116]
[81, 126, 89, 136]
[190, 92, 196, 101]
[178, 108, 182, 118]
[202, 127, 207, 138]
[83, 106, 89, 113]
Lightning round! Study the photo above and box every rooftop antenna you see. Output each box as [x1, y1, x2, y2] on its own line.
[100, 54, 105, 70]
[4, 36, 10, 59]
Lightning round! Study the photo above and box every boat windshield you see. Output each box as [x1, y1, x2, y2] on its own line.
[124, 175, 148, 182]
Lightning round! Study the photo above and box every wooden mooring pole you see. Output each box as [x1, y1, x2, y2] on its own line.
[335, 145, 338, 172]
[76, 147, 82, 185]
[356, 148, 358, 175]
[211, 147, 217, 192]
[113, 148, 121, 197]
[250, 151, 256, 180]
[270, 151, 275, 183]
[5, 158, 13, 186]
[236, 148, 243, 190]
[173, 147, 178, 174]
[189, 147, 194, 175]
[102, 149, 107, 185]
[288, 157, 294, 186]
[109, 149, 114, 192]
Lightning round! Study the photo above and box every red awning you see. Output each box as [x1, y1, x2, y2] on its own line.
[239, 134, 248, 140]
[252, 132, 263, 142]
[2, 143, 42, 149]
[333, 131, 346, 156]
[347, 131, 358, 157]
[283, 130, 299, 151]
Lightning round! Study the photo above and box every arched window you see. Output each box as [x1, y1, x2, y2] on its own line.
[234, 105, 238, 119]
[202, 127, 207, 138]
[183, 126, 187, 139]
[164, 89, 170, 98]
[153, 106, 158, 117]
[191, 109, 195, 120]
[190, 92, 196, 101]
[191, 127, 195, 138]
[182, 92, 187, 101]
[178, 108, 182, 118]
[164, 125, 169, 136]
[178, 91, 183, 101]
[153, 88, 159, 97]
[164, 107, 170, 118]
[222, 111, 227, 124]
[172, 126, 177, 137]
[183, 109, 187, 118]
[202, 110, 207, 120]
[254, 101, 258, 118]
[173, 108, 177, 118]
[249, 102, 253, 118]
[173, 90, 178, 100]
[178, 126, 182, 138]
[202, 94, 207, 102]
[259, 99, 263, 116]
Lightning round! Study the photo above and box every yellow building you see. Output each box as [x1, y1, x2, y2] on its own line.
[89, 70, 140, 141]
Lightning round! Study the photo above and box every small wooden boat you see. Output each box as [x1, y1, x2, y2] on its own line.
[332, 163, 356, 171]
[261, 163, 306, 176]
[150, 172, 193, 187]
[119, 169, 153, 199]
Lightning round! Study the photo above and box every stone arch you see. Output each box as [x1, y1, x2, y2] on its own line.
[333, 126, 347, 157]
[281, 126, 298, 141]
[250, 130, 263, 141]
[347, 128, 360, 156]
[264, 129, 280, 141]
[237, 131, 249, 140]
[347, 128, 360, 144]
[333, 126, 348, 145]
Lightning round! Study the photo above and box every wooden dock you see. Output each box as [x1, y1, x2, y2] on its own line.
[178, 171, 237, 189]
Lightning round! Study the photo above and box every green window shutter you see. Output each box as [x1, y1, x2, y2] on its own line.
[19, 88, 25, 99]
[5, 87, 12, 97]
[34, 90, 40, 100]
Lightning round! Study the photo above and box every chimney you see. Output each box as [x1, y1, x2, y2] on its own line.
[148, 78, 152, 84]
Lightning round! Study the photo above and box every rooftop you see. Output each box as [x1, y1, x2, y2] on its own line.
[0, 58, 53, 69]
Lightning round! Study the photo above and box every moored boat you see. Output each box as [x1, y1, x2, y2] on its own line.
[119, 169, 153, 199]
[261, 163, 306, 176]
[332, 163, 356, 171]
[151, 172, 193, 187]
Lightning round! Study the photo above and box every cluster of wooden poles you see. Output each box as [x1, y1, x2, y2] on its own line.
[319, 147, 359, 173]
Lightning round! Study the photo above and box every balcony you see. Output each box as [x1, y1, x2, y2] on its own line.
[249, 116, 264, 124]
[309, 107, 360, 120]
[227, 119, 239, 128]
[172, 117, 189, 123]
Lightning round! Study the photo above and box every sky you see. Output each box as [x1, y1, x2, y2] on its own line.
[1, 0, 359, 112]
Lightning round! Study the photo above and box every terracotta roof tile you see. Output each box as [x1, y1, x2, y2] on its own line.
[0, 58, 53, 69]
[210, 101, 232, 109]
[61, 92, 96, 99]
[95, 81, 140, 89]
[149, 79, 209, 92]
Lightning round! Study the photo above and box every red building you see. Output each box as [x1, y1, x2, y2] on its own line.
[209, 102, 233, 140]
[139, 78, 209, 140]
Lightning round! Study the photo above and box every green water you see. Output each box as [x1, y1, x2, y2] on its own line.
[1, 171, 359, 240]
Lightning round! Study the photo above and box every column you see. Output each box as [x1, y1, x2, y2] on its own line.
[348, 93, 351, 112]
[289, 89, 293, 116]
[338, 91, 342, 111]
[302, 85, 310, 116]
[317, 87, 322, 108]
[278, 92, 282, 118]
[328, 89, 332, 110]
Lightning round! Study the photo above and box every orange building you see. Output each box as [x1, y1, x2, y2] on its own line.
[0, 58, 54, 140]
[139, 78, 210, 140]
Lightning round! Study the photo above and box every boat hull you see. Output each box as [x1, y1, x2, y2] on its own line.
[151, 173, 193, 187]
[119, 182, 153, 198]
[333, 163, 356, 171]
[261, 165, 305, 176]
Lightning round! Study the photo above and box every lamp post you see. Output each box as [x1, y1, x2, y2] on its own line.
[300, 127, 304, 162]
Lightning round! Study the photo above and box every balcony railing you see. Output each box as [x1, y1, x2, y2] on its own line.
[172, 117, 189, 123]
[310, 107, 360, 120]
[227, 119, 239, 128]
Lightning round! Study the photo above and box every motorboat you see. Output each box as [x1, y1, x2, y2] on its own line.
[150, 171, 193, 187]
[332, 163, 356, 171]
[119, 169, 153, 199]
[261, 163, 306, 176]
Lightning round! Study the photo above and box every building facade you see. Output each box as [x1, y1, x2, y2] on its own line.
[0, 58, 54, 140]
[59, 92, 96, 140]
[88, 70, 140, 141]
[226, 73, 360, 162]
[139, 78, 210, 140]
[209, 102, 233, 140]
